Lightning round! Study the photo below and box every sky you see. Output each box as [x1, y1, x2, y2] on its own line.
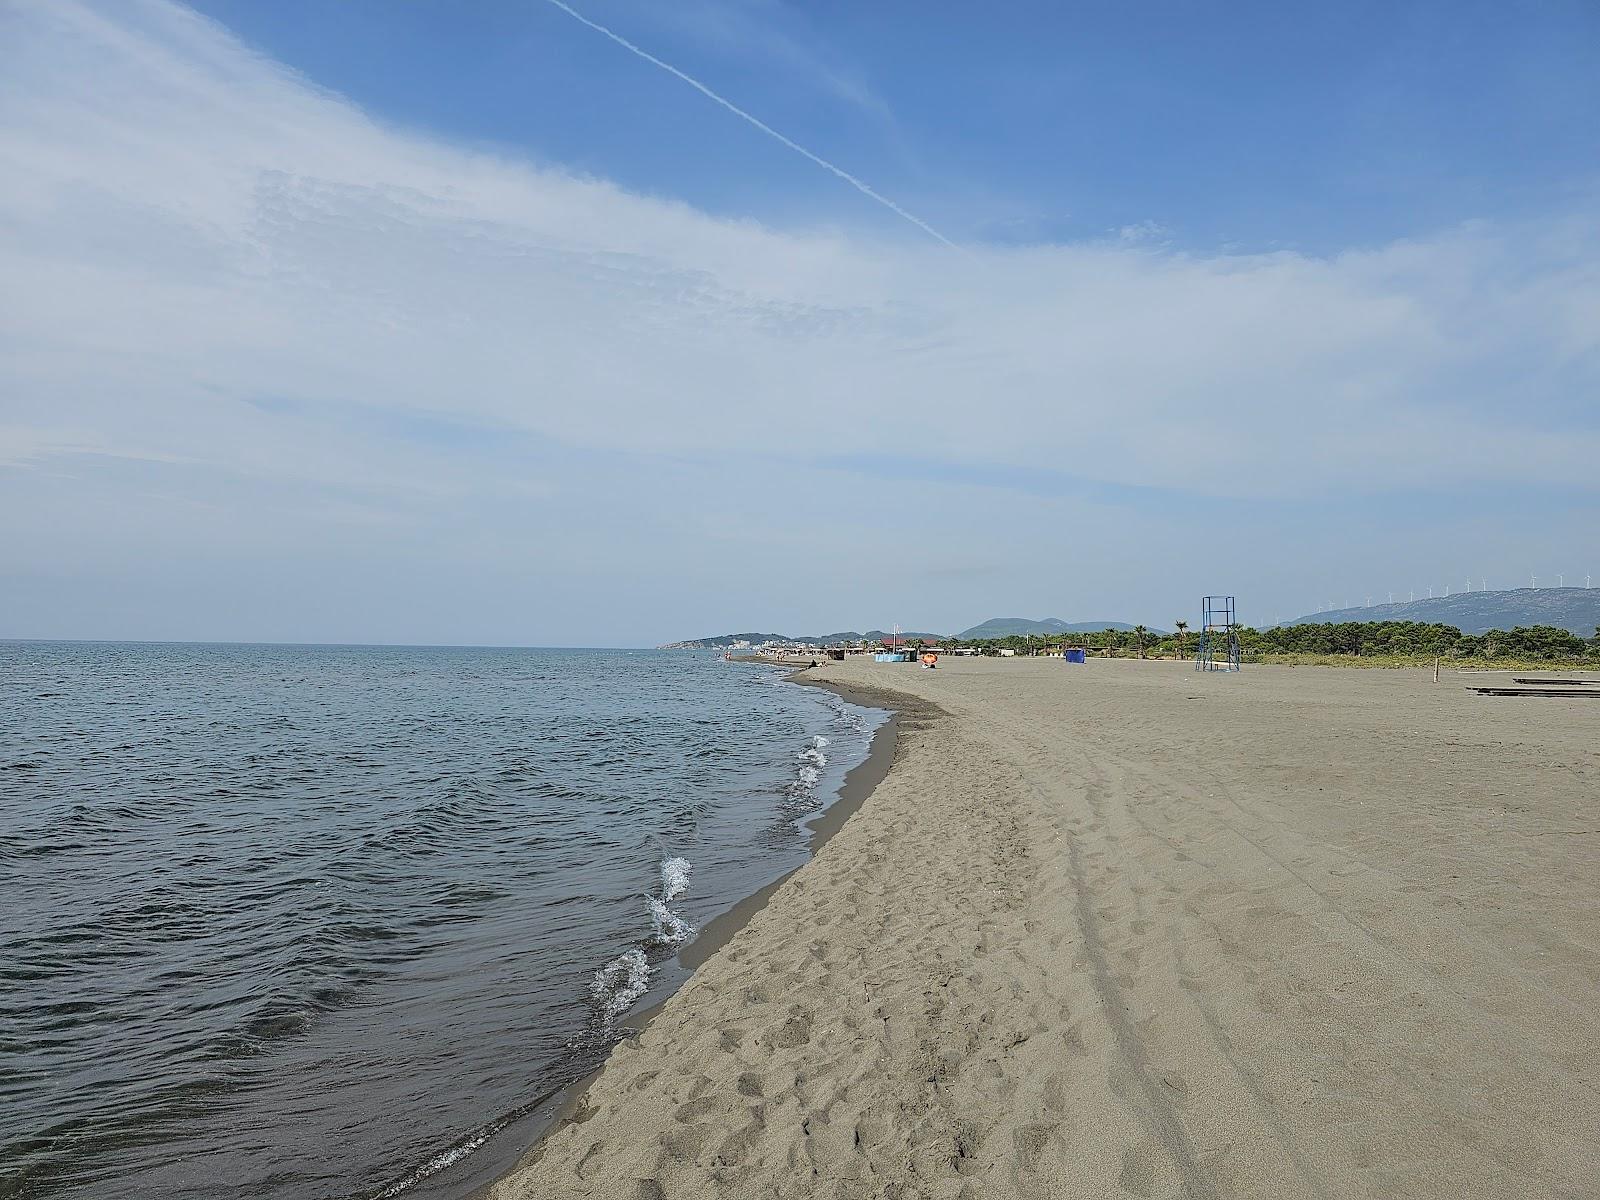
[2, 0, 1597, 645]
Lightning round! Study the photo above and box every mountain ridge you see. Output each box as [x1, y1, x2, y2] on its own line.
[660, 616, 1162, 648]
[659, 629, 947, 650]
[1276, 588, 1600, 637]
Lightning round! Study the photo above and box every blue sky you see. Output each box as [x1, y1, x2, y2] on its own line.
[1, 0, 1597, 643]
[186, 0, 1599, 250]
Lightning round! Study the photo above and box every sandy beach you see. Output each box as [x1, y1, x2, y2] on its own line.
[490, 657, 1600, 1199]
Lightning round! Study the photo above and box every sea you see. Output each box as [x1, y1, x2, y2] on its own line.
[0, 642, 885, 1200]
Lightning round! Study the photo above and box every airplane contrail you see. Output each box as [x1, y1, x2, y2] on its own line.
[542, 0, 959, 250]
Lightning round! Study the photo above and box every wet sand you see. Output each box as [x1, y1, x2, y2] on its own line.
[453, 683, 902, 1200]
[488, 657, 1600, 1198]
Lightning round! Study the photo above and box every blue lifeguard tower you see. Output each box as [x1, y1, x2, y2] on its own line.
[1196, 596, 1241, 672]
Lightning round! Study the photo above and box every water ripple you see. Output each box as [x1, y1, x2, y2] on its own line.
[0, 642, 883, 1200]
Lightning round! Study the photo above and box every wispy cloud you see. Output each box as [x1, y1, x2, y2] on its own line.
[1, 0, 1597, 642]
[539, 0, 957, 249]
[625, 0, 900, 125]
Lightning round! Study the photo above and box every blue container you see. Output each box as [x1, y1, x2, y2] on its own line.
[1064, 648, 1087, 664]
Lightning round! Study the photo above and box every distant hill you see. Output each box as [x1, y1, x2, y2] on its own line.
[660, 629, 946, 650]
[1276, 588, 1600, 637]
[957, 617, 1157, 639]
[665, 615, 1173, 649]
[660, 632, 791, 649]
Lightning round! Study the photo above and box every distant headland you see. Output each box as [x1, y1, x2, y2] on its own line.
[659, 617, 1151, 650]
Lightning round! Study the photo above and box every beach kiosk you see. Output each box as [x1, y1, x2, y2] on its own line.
[1064, 646, 1088, 664]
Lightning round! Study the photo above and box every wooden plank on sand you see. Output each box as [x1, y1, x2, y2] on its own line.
[1469, 687, 1600, 698]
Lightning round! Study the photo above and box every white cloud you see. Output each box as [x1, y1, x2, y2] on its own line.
[2, 0, 1597, 641]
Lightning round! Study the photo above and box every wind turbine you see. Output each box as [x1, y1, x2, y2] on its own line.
[1558, 574, 1564, 587]
[1427, 585, 1433, 598]
[1387, 591, 1394, 604]
[1531, 574, 1537, 588]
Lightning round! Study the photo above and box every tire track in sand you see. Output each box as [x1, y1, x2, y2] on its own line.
[1023, 749, 1215, 1199]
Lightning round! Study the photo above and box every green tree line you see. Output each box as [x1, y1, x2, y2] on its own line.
[937, 620, 1600, 662]
[1245, 620, 1598, 660]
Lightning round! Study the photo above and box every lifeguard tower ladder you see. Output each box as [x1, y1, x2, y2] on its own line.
[1196, 595, 1241, 672]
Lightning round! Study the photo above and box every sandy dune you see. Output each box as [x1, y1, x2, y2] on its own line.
[490, 658, 1600, 1198]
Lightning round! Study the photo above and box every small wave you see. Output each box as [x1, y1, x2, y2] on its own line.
[799, 738, 828, 771]
[659, 855, 691, 902]
[647, 897, 692, 946]
[589, 948, 649, 1023]
[648, 856, 694, 944]
[373, 1124, 496, 1199]
[827, 696, 871, 733]
[785, 733, 830, 805]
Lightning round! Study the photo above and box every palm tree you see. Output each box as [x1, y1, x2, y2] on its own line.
[1102, 627, 1116, 657]
[1174, 620, 1189, 659]
[1133, 625, 1148, 659]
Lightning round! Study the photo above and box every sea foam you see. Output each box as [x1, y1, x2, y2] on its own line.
[649, 855, 694, 945]
[647, 897, 693, 946]
[787, 734, 829, 804]
[589, 949, 649, 1023]
[375, 1126, 495, 1198]
[660, 855, 691, 902]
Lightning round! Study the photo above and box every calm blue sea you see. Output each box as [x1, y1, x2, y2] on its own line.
[0, 643, 883, 1200]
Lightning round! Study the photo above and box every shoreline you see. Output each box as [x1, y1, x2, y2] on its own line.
[484, 656, 1600, 1199]
[446, 669, 905, 1200]
[682, 674, 906, 972]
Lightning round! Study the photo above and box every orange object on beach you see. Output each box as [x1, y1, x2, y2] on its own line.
[920, 652, 939, 668]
